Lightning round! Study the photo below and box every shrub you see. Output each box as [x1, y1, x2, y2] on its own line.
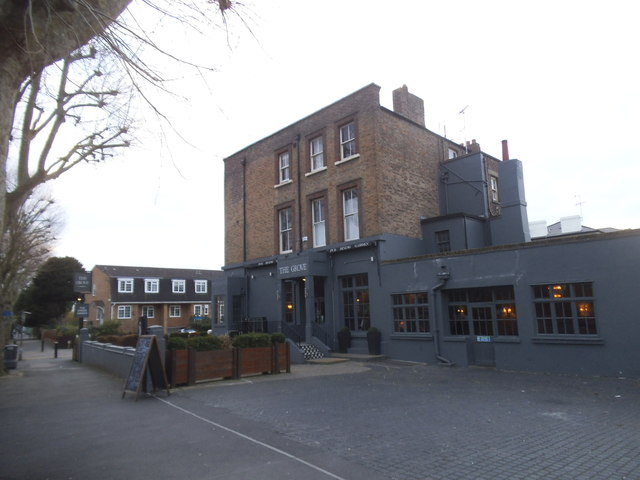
[187, 335, 222, 351]
[270, 332, 286, 344]
[93, 320, 121, 337]
[166, 336, 188, 351]
[218, 335, 233, 351]
[232, 333, 271, 349]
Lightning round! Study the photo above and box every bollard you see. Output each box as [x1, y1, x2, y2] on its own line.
[41, 339, 44, 352]
[54, 342, 58, 358]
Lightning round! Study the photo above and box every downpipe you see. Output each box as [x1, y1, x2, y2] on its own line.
[431, 267, 455, 366]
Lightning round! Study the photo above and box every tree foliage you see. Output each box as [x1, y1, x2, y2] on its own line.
[14, 256, 83, 327]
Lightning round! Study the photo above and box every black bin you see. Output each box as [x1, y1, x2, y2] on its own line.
[4, 344, 18, 370]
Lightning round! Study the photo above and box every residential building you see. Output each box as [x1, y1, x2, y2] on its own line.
[215, 84, 640, 377]
[86, 265, 222, 332]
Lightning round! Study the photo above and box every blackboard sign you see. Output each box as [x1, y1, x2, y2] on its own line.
[122, 336, 170, 401]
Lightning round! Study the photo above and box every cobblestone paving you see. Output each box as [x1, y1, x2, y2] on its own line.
[189, 362, 640, 480]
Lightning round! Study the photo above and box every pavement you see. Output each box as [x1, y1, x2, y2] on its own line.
[1, 339, 640, 480]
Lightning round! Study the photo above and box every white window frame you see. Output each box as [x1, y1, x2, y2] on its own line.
[279, 207, 293, 253]
[340, 122, 356, 160]
[312, 198, 326, 247]
[279, 151, 291, 183]
[118, 278, 133, 293]
[142, 306, 155, 319]
[117, 305, 132, 319]
[195, 280, 207, 294]
[169, 305, 181, 318]
[448, 148, 458, 159]
[343, 189, 360, 241]
[490, 176, 499, 202]
[194, 304, 203, 316]
[310, 136, 325, 171]
[172, 279, 186, 293]
[144, 278, 159, 293]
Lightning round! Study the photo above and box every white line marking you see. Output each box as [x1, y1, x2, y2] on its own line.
[154, 396, 347, 480]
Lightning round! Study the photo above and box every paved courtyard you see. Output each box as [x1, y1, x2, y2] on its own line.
[1, 341, 639, 479]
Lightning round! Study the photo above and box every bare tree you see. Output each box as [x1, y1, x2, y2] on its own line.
[0, 0, 235, 235]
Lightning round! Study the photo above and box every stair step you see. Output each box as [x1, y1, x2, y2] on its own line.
[300, 343, 324, 360]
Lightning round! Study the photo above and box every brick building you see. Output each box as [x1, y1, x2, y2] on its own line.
[86, 265, 222, 333]
[216, 84, 640, 377]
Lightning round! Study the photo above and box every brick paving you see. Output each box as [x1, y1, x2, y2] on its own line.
[181, 361, 640, 479]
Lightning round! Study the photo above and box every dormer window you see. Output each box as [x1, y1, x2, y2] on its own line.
[118, 278, 133, 293]
[172, 279, 186, 293]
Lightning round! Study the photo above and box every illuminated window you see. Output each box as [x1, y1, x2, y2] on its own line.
[392, 292, 429, 333]
[341, 274, 369, 331]
[533, 282, 596, 335]
[446, 286, 518, 336]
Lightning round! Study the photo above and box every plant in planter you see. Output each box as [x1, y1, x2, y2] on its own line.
[367, 327, 382, 355]
[337, 326, 351, 353]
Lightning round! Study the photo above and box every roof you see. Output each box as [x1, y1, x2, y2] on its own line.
[93, 265, 222, 280]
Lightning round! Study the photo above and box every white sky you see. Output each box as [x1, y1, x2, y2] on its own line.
[51, 0, 640, 271]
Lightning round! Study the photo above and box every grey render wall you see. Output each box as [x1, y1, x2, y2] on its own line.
[380, 230, 640, 377]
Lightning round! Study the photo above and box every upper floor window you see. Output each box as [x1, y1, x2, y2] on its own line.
[435, 230, 451, 253]
[279, 207, 293, 253]
[172, 279, 186, 293]
[339, 122, 356, 160]
[118, 278, 133, 293]
[533, 282, 596, 335]
[312, 198, 326, 247]
[194, 280, 207, 294]
[448, 148, 457, 159]
[310, 136, 325, 171]
[490, 176, 499, 202]
[194, 304, 203, 316]
[144, 278, 159, 293]
[278, 151, 290, 183]
[343, 189, 359, 241]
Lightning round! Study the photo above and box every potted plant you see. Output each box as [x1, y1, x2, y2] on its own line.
[367, 327, 381, 355]
[337, 326, 351, 353]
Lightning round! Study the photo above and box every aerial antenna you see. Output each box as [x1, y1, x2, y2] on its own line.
[459, 105, 469, 152]
[575, 195, 585, 218]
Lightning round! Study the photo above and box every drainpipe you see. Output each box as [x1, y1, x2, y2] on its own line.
[295, 134, 302, 252]
[431, 266, 454, 366]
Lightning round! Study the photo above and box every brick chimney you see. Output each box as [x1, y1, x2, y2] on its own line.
[392, 85, 425, 127]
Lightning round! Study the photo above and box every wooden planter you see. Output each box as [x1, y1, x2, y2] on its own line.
[237, 346, 273, 377]
[166, 349, 189, 387]
[189, 349, 234, 384]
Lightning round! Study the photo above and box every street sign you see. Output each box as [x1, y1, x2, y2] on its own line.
[75, 303, 89, 318]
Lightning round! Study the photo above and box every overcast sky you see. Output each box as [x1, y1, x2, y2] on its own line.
[50, 0, 639, 271]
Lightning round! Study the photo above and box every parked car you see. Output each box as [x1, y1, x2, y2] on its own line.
[179, 327, 197, 334]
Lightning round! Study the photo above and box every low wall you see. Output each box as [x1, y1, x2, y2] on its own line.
[81, 341, 135, 379]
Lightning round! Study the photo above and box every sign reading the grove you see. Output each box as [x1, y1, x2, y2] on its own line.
[279, 262, 308, 276]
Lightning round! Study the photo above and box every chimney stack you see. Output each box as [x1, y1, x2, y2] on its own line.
[392, 85, 425, 127]
[501, 140, 510, 161]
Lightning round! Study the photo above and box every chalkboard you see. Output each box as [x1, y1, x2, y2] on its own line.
[122, 335, 170, 401]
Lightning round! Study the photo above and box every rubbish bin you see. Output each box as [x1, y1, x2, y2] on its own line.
[4, 344, 18, 370]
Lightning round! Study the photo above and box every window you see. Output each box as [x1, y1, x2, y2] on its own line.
[446, 286, 518, 336]
[279, 207, 293, 253]
[343, 189, 359, 241]
[118, 278, 133, 293]
[448, 148, 457, 159]
[341, 274, 369, 331]
[533, 282, 597, 335]
[195, 280, 207, 294]
[435, 230, 451, 253]
[169, 305, 181, 317]
[490, 176, 499, 202]
[278, 151, 290, 183]
[117, 305, 132, 319]
[339, 122, 356, 159]
[214, 296, 225, 325]
[392, 293, 429, 333]
[312, 198, 326, 247]
[310, 136, 325, 171]
[142, 306, 155, 319]
[144, 279, 159, 293]
[194, 305, 203, 316]
[172, 280, 185, 293]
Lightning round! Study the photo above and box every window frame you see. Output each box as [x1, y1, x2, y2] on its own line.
[435, 230, 451, 253]
[532, 282, 597, 337]
[117, 305, 132, 319]
[144, 278, 159, 293]
[169, 305, 181, 318]
[214, 295, 225, 325]
[194, 280, 207, 294]
[117, 278, 133, 293]
[141, 306, 155, 319]
[392, 292, 430, 334]
[278, 150, 291, 184]
[341, 274, 370, 331]
[339, 121, 357, 160]
[446, 286, 519, 337]
[490, 176, 499, 202]
[172, 279, 186, 294]
[342, 188, 360, 241]
[279, 207, 293, 253]
[310, 135, 325, 172]
[311, 197, 326, 247]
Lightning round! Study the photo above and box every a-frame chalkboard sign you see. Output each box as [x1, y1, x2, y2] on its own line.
[122, 335, 170, 401]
